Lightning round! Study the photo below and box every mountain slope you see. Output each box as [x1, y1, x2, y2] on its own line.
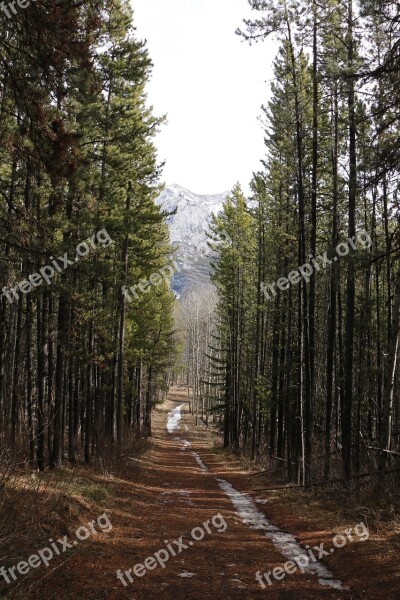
[156, 184, 228, 295]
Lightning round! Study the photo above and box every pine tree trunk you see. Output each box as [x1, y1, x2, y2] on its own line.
[325, 82, 339, 479]
[343, 0, 357, 479]
[379, 268, 400, 470]
[117, 186, 131, 454]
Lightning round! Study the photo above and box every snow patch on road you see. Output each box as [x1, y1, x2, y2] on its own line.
[164, 408, 346, 592]
[216, 477, 348, 591]
[159, 489, 194, 506]
[167, 404, 184, 432]
[179, 570, 195, 578]
[192, 451, 208, 472]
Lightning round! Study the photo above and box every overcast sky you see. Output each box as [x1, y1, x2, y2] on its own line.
[131, 0, 277, 195]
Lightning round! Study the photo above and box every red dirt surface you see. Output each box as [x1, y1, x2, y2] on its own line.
[5, 386, 400, 599]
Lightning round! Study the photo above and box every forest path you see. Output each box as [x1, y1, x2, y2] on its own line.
[17, 386, 382, 600]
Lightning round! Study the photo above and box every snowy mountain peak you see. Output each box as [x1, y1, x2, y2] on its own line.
[157, 184, 228, 248]
[156, 184, 229, 295]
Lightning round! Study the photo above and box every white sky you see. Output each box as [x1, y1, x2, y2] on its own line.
[131, 0, 277, 195]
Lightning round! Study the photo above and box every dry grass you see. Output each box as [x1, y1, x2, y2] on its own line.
[0, 441, 147, 598]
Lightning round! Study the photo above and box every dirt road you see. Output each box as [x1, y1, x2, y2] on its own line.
[14, 386, 397, 600]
